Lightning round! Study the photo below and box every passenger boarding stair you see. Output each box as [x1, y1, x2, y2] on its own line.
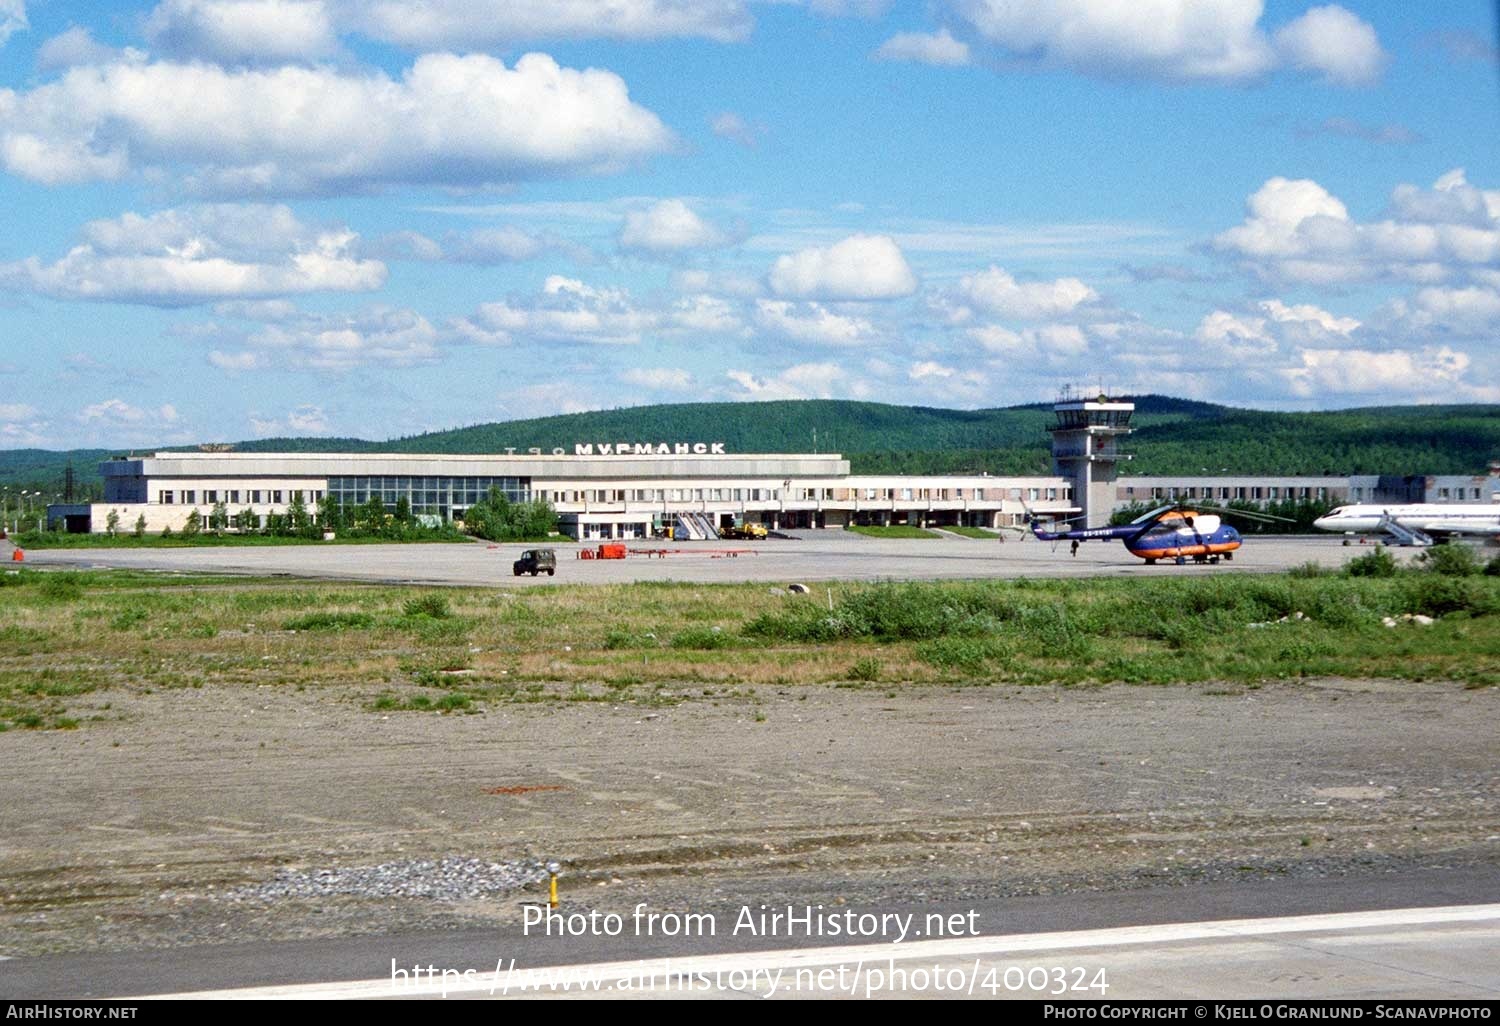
[673, 512, 720, 540]
[1376, 512, 1433, 547]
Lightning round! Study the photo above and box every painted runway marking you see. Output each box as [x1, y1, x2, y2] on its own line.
[133, 902, 1500, 1000]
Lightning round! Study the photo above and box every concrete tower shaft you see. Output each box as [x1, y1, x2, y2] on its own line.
[1051, 394, 1134, 529]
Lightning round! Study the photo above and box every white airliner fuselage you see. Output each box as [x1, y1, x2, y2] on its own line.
[1314, 504, 1500, 537]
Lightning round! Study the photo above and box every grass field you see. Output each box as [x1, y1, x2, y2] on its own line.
[1, 564, 1496, 732]
[844, 525, 941, 539]
[941, 526, 998, 539]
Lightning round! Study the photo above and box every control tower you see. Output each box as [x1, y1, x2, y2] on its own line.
[1051, 392, 1134, 528]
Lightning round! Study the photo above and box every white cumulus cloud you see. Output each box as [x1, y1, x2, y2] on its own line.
[873, 28, 970, 66]
[1378, 285, 1500, 338]
[946, 0, 1383, 85]
[970, 322, 1089, 358]
[1273, 5, 1387, 87]
[768, 234, 916, 300]
[250, 404, 331, 435]
[216, 306, 440, 372]
[453, 276, 657, 347]
[0, 402, 38, 421]
[726, 362, 859, 400]
[146, 0, 339, 63]
[36, 27, 135, 70]
[79, 398, 182, 425]
[710, 110, 763, 147]
[955, 266, 1097, 320]
[0, 204, 385, 305]
[1283, 346, 1471, 398]
[343, 0, 753, 47]
[755, 300, 875, 346]
[0, 0, 25, 47]
[0, 52, 673, 194]
[670, 294, 746, 335]
[619, 199, 727, 254]
[370, 226, 579, 265]
[1214, 170, 1500, 283]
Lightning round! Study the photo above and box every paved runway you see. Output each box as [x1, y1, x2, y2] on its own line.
[21, 532, 1398, 587]
[129, 903, 1500, 1000]
[7, 869, 1498, 1000]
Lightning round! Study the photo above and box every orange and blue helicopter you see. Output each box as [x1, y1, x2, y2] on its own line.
[1027, 503, 1286, 565]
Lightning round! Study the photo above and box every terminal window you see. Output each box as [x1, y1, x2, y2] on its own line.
[326, 475, 529, 518]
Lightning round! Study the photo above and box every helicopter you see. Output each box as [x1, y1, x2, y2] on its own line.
[1027, 503, 1289, 565]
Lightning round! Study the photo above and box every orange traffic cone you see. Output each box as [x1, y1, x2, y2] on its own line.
[11, 549, 22, 562]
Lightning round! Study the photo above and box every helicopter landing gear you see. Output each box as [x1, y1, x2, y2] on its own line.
[1145, 558, 1157, 565]
[1175, 556, 1187, 565]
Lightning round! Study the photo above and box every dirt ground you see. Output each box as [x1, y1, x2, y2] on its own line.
[1, 675, 1496, 956]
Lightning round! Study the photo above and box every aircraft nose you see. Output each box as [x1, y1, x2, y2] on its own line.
[1313, 515, 1332, 530]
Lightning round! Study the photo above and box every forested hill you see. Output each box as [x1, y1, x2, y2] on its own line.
[4, 397, 1499, 496]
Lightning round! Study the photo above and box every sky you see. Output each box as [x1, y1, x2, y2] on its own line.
[0, 0, 1497, 450]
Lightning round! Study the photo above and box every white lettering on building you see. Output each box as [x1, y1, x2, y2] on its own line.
[571, 442, 730, 456]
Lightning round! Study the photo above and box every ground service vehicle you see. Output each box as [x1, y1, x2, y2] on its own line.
[513, 548, 556, 576]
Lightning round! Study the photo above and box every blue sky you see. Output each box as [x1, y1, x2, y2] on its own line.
[0, 0, 1497, 449]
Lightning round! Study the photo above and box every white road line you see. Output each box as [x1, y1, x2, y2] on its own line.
[132, 903, 1500, 1001]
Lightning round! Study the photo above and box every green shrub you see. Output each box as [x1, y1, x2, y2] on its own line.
[670, 627, 735, 649]
[1397, 575, 1484, 617]
[37, 574, 84, 602]
[915, 636, 1012, 673]
[1418, 543, 1480, 577]
[284, 611, 376, 631]
[1486, 554, 1500, 577]
[1288, 561, 1329, 578]
[603, 629, 657, 649]
[1345, 547, 1397, 578]
[848, 656, 882, 681]
[402, 594, 451, 619]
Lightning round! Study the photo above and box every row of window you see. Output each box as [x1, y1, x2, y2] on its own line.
[541, 486, 1070, 504]
[1123, 485, 1330, 501]
[325, 475, 530, 514]
[157, 489, 323, 506]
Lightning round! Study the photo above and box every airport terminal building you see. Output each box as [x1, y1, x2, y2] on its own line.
[47, 396, 1500, 538]
[66, 447, 1076, 540]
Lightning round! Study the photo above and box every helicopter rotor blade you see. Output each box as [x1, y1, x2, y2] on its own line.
[1190, 503, 1297, 523]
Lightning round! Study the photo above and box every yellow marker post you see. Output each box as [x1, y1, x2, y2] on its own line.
[547, 860, 561, 909]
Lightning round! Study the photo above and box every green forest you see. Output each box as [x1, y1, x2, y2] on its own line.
[4, 397, 1499, 500]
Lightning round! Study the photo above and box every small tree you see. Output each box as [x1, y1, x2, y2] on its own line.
[287, 492, 315, 537]
[235, 506, 259, 533]
[208, 501, 230, 534]
[161, 525, 174, 538]
[182, 508, 202, 537]
[105, 509, 120, 537]
[265, 512, 289, 536]
[133, 513, 146, 538]
[317, 494, 343, 534]
[360, 494, 388, 536]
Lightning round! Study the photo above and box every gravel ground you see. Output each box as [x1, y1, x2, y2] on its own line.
[0, 676, 1495, 956]
[224, 857, 550, 903]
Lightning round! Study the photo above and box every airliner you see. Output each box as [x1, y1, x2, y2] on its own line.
[1313, 504, 1500, 544]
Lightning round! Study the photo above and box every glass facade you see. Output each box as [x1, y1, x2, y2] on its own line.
[327, 475, 530, 518]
